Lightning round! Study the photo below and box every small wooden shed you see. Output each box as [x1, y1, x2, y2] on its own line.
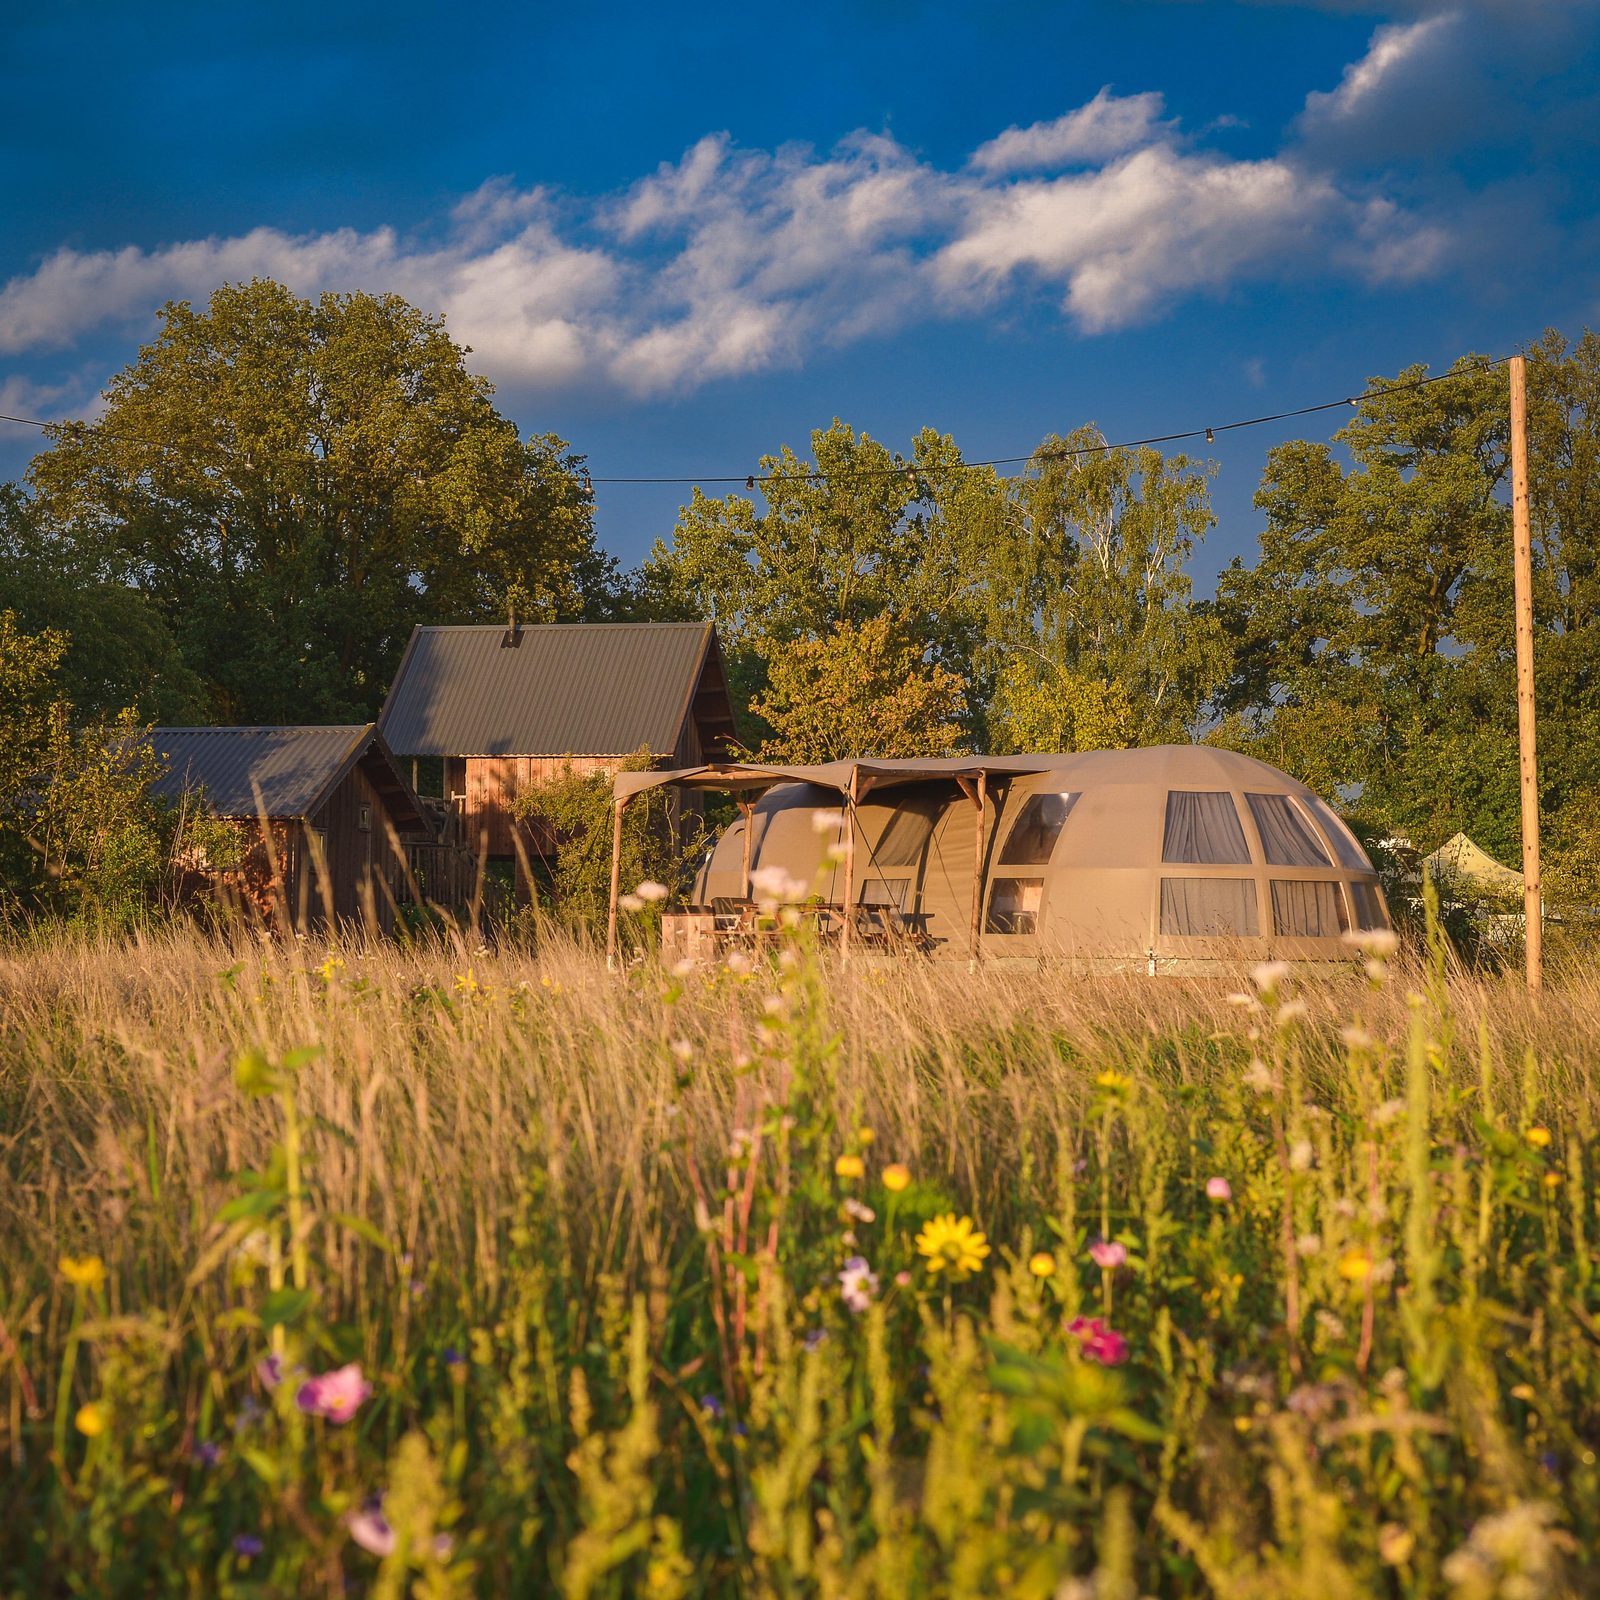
[377, 621, 737, 871]
[149, 724, 430, 933]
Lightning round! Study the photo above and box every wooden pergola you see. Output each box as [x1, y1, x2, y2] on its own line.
[605, 756, 1053, 969]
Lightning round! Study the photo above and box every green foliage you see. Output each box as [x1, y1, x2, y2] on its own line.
[24, 278, 616, 721]
[512, 749, 700, 933]
[748, 613, 969, 761]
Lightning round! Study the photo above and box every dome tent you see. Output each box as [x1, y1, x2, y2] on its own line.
[616, 745, 1390, 970]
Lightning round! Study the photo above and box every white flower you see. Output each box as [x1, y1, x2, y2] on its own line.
[670, 959, 696, 978]
[838, 1256, 879, 1314]
[812, 809, 843, 834]
[1251, 960, 1291, 994]
[669, 1038, 694, 1063]
[618, 893, 645, 913]
[1289, 1139, 1315, 1173]
[636, 880, 669, 903]
[1226, 991, 1261, 1009]
[1342, 927, 1398, 958]
[1338, 1024, 1374, 1051]
[1243, 1058, 1277, 1093]
[751, 865, 806, 904]
[1372, 1097, 1407, 1127]
[1295, 1232, 1322, 1256]
[1274, 998, 1309, 1028]
[843, 1197, 876, 1223]
[725, 949, 752, 974]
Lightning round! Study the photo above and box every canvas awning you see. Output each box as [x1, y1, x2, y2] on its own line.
[607, 755, 1057, 969]
[612, 755, 1056, 803]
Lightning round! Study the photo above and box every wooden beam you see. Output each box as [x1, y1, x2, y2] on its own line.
[605, 797, 627, 971]
[1509, 354, 1543, 995]
[969, 772, 987, 970]
[840, 770, 858, 965]
[738, 797, 755, 901]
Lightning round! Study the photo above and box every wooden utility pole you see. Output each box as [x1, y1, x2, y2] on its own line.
[1508, 354, 1542, 994]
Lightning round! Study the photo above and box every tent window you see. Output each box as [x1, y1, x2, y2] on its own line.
[1246, 793, 1330, 867]
[999, 792, 1080, 865]
[1349, 880, 1388, 930]
[987, 877, 1043, 934]
[1271, 879, 1346, 938]
[859, 877, 909, 911]
[875, 795, 944, 866]
[1160, 877, 1259, 937]
[1304, 797, 1371, 869]
[1162, 792, 1251, 865]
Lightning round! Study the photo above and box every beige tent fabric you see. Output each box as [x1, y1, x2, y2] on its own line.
[679, 745, 1389, 967]
[1424, 833, 1523, 895]
[614, 755, 1056, 802]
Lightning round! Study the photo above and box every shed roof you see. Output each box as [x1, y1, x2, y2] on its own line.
[148, 724, 426, 829]
[378, 622, 735, 758]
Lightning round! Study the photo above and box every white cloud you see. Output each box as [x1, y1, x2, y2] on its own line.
[970, 89, 1172, 174]
[0, 77, 1459, 402]
[1300, 14, 1455, 129]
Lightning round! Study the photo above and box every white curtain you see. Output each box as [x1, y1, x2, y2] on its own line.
[1247, 794, 1331, 867]
[1162, 792, 1251, 865]
[1160, 877, 1259, 936]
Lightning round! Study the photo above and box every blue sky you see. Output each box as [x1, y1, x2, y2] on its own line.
[3, 0, 1597, 585]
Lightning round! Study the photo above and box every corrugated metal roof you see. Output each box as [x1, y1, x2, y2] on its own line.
[148, 726, 373, 817]
[378, 623, 721, 757]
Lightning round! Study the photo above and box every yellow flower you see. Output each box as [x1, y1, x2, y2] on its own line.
[881, 1163, 911, 1193]
[1233, 1415, 1252, 1434]
[1543, 1171, 1562, 1189]
[857, 1126, 876, 1146]
[915, 1214, 991, 1281]
[1028, 1252, 1055, 1278]
[1095, 1070, 1132, 1093]
[1338, 1248, 1372, 1283]
[60, 1255, 106, 1292]
[75, 1402, 107, 1438]
[834, 1154, 865, 1180]
[454, 969, 479, 996]
[319, 955, 344, 983]
[1526, 1126, 1552, 1149]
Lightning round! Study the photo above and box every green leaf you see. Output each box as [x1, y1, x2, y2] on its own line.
[234, 1049, 278, 1099]
[260, 1286, 315, 1328]
[331, 1212, 396, 1253]
[216, 1188, 285, 1225]
[239, 1447, 281, 1487]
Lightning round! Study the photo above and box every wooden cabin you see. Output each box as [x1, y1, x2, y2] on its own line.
[149, 724, 430, 933]
[377, 622, 737, 878]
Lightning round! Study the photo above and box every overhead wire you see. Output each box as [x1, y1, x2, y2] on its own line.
[0, 351, 1516, 489]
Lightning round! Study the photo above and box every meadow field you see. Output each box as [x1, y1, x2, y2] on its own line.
[2, 915, 1597, 1597]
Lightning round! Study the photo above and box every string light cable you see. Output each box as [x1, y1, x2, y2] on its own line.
[0, 351, 1515, 490]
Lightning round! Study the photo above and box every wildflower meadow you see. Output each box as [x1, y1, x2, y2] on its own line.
[2, 904, 1597, 1597]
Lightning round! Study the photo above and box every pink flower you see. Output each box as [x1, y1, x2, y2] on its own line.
[1067, 1316, 1129, 1367]
[1206, 1177, 1232, 1202]
[838, 1256, 879, 1314]
[295, 1363, 373, 1424]
[255, 1353, 285, 1389]
[1088, 1239, 1127, 1270]
[348, 1507, 396, 1556]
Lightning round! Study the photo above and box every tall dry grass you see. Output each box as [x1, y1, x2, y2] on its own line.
[2, 917, 1598, 1595]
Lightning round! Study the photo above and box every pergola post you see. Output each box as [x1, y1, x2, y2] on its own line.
[605, 796, 627, 971]
[738, 797, 755, 900]
[839, 769, 858, 965]
[969, 771, 987, 971]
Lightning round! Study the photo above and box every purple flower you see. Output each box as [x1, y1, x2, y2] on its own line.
[295, 1363, 373, 1424]
[232, 1533, 264, 1558]
[803, 1328, 828, 1352]
[699, 1394, 724, 1418]
[1206, 1177, 1232, 1202]
[1088, 1239, 1127, 1270]
[442, 1347, 465, 1367]
[255, 1353, 285, 1389]
[193, 1440, 223, 1468]
[348, 1507, 396, 1557]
